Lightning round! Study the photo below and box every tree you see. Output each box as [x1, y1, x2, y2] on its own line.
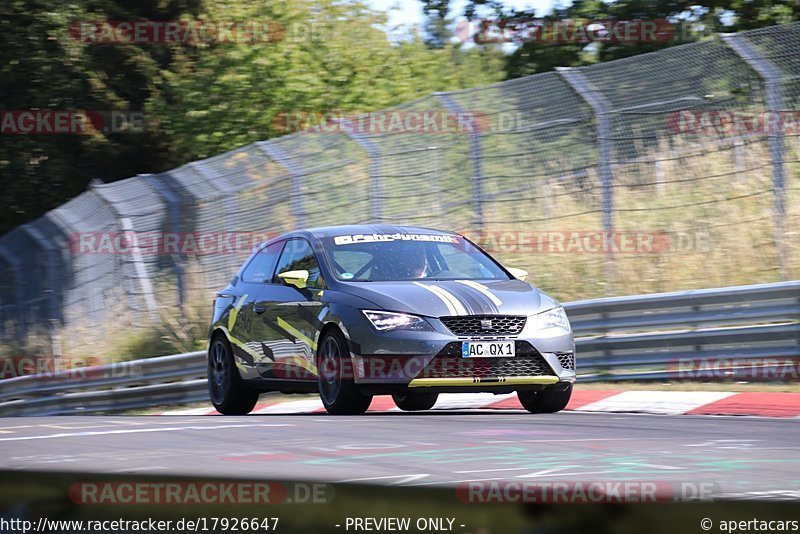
[0, 0, 505, 236]
[452, 0, 798, 78]
[422, 0, 452, 48]
[153, 0, 505, 159]
[0, 0, 203, 235]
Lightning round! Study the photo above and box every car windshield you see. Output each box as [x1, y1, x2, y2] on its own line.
[322, 233, 511, 282]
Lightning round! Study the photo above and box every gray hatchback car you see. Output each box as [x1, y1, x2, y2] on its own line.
[208, 225, 576, 415]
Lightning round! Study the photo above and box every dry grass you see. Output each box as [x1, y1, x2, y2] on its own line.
[482, 138, 800, 301]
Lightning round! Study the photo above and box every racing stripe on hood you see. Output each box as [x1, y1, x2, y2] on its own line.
[442, 283, 486, 315]
[443, 282, 496, 315]
[428, 284, 470, 316]
[413, 282, 468, 316]
[456, 280, 502, 313]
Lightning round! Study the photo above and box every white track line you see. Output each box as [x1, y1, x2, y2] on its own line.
[578, 391, 737, 415]
[0, 423, 292, 442]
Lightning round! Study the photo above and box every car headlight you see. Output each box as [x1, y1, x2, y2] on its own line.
[531, 306, 571, 331]
[362, 310, 433, 332]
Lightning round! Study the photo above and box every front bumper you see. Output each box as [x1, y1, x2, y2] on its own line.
[348, 314, 576, 389]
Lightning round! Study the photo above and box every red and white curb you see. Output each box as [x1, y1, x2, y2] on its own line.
[160, 390, 800, 418]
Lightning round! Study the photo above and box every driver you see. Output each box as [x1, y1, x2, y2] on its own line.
[396, 244, 428, 279]
[374, 243, 428, 280]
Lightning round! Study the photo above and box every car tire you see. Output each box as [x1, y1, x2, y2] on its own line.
[208, 336, 259, 415]
[392, 393, 438, 411]
[317, 329, 373, 415]
[517, 383, 573, 414]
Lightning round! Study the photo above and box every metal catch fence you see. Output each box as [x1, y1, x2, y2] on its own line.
[0, 24, 798, 348]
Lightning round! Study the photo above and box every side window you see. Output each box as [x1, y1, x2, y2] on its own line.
[273, 238, 323, 288]
[241, 241, 284, 283]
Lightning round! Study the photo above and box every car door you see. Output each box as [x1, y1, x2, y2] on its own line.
[253, 238, 326, 383]
[230, 241, 284, 381]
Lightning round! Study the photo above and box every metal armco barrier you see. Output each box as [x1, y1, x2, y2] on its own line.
[1, 281, 797, 416]
[565, 280, 800, 381]
[0, 351, 207, 416]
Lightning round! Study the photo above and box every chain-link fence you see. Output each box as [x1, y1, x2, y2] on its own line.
[1, 23, 798, 352]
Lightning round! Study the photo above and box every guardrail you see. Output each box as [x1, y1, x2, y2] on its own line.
[1, 281, 798, 416]
[0, 351, 207, 416]
[566, 281, 800, 382]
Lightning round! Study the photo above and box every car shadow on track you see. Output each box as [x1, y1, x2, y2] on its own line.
[247, 410, 536, 417]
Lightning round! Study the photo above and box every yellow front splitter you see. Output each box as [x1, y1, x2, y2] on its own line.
[408, 376, 560, 387]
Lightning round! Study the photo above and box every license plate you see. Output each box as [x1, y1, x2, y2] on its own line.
[461, 341, 515, 358]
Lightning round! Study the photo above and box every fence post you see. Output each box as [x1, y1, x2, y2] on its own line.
[0, 242, 25, 342]
[257, 142, 307, 228]
[722, 33, 788, 281]
[557, 67, 616, 291]
[21, 222, 63, 352]
[146, 174, 186, 310]
[91, 180, 159, 324]
[337, 118, 383, 222]
[435, 93, 484, 231]
[190, 162, 239, 232]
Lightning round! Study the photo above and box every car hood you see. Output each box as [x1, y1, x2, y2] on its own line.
[340, 279, 559, 317]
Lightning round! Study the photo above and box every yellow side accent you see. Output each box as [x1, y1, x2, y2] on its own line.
[227, 293, 249, 332]
[408, 376, 560, 387]
[284, 355, 318, 374]
[227, 337, 263, 373]
[276, 317, 318, 350]
[217, 325, 317, 374]
[227, 336, 260, 358]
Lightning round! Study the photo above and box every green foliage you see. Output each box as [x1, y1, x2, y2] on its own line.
[421, 0, 453, 48]
[0, 0, 203, 235]
[456, 0, 799, 78]
[154, 0, 505, 160]
[0, 0, 505, 235]
[704, 0, 800, 31]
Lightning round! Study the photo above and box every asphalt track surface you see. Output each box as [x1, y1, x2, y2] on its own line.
[1, 411, 798, 499]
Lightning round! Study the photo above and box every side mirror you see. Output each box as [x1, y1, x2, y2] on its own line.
[507, 267, 528, 281]
[277, 269, 309, 289]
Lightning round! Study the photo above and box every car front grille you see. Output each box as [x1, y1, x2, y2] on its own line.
[440, 315, 526, 337]
[418, 341, 553, 379]
[556, 352, 575, 370]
